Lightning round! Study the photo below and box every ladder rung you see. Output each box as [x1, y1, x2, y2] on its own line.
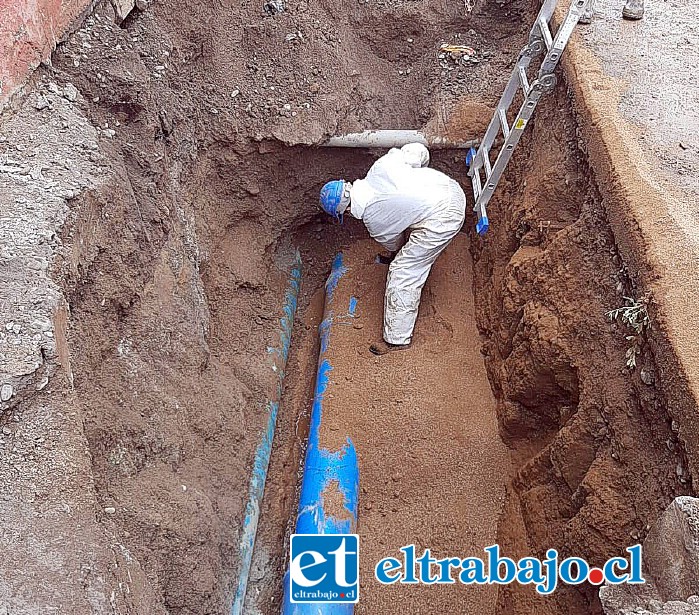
[518, 66, 530, 95]
[538, 15, 553, 51]
[498, 108, 510, 139]
[483, 147, 492, 179]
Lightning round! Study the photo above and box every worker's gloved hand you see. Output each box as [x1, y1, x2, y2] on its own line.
[375, 252, 396, 265]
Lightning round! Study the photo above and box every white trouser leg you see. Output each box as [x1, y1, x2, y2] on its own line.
[383, 185, 465, 345]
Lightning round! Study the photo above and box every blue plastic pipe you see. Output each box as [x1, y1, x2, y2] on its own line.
[282, 253, 360, 615]
[231, 251, 302, 615]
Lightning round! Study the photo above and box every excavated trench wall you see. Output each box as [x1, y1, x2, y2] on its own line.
[469, 82, 695, 614]
[54, 139, 376, 612]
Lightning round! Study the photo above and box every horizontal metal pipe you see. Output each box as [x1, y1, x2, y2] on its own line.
[321, 129, 478, 149]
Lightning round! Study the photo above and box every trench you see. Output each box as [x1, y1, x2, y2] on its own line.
[236, 125, 694, 615]
[240, 106, 694, 615]
[24, 0, 695, 613]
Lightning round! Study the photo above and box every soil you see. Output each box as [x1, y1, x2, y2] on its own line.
[249, 230, 512, 615]
[1, 0, 698, 612]
[471, 83, 694, 614]
[328, 236, 510, 614]
[240, 215, 366, 611]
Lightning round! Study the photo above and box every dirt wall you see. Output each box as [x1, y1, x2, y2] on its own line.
[469, 81, 695, 614]
[562, 30, 699, 508]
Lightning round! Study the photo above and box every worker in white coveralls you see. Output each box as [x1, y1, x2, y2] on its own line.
[319, 143, 466, 356]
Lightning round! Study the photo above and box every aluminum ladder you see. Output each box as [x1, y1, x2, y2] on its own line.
[466, 0, 590, 235]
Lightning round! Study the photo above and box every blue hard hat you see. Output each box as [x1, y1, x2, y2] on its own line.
[320, 180, 346, 220]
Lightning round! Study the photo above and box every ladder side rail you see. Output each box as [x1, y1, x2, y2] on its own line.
[537, 15, 554, 51]
[471, 166, 482, 203]
[472, 85, 547, 221]
[531, 0, 560, 36]
[471, 165, 483, 228]
[468, 50, 536, 179]
[473, 193, 488, 234]
[482, 146, 492, 178]
[472, 166, 488, 235]
[540, 0, 588, 75]
[478, 66, 526, 155]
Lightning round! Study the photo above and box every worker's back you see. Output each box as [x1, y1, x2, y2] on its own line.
[352, 149, 451, 213]
[350, 148, 465, 247]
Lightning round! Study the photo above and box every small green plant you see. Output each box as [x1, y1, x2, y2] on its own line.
[607, 294, 651, 369]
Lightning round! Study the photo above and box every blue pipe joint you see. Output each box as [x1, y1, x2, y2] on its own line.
[476, 214, 489, 235]
[296, 436, 359, 535]
[283, 436, 358, 615]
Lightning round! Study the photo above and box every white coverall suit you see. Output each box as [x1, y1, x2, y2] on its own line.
[349, 148, 466, 345]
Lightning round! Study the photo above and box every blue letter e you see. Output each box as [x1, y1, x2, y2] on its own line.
[375, 558, 402, 584]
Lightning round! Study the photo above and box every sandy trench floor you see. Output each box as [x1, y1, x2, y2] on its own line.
[252, 233, 510, 614]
